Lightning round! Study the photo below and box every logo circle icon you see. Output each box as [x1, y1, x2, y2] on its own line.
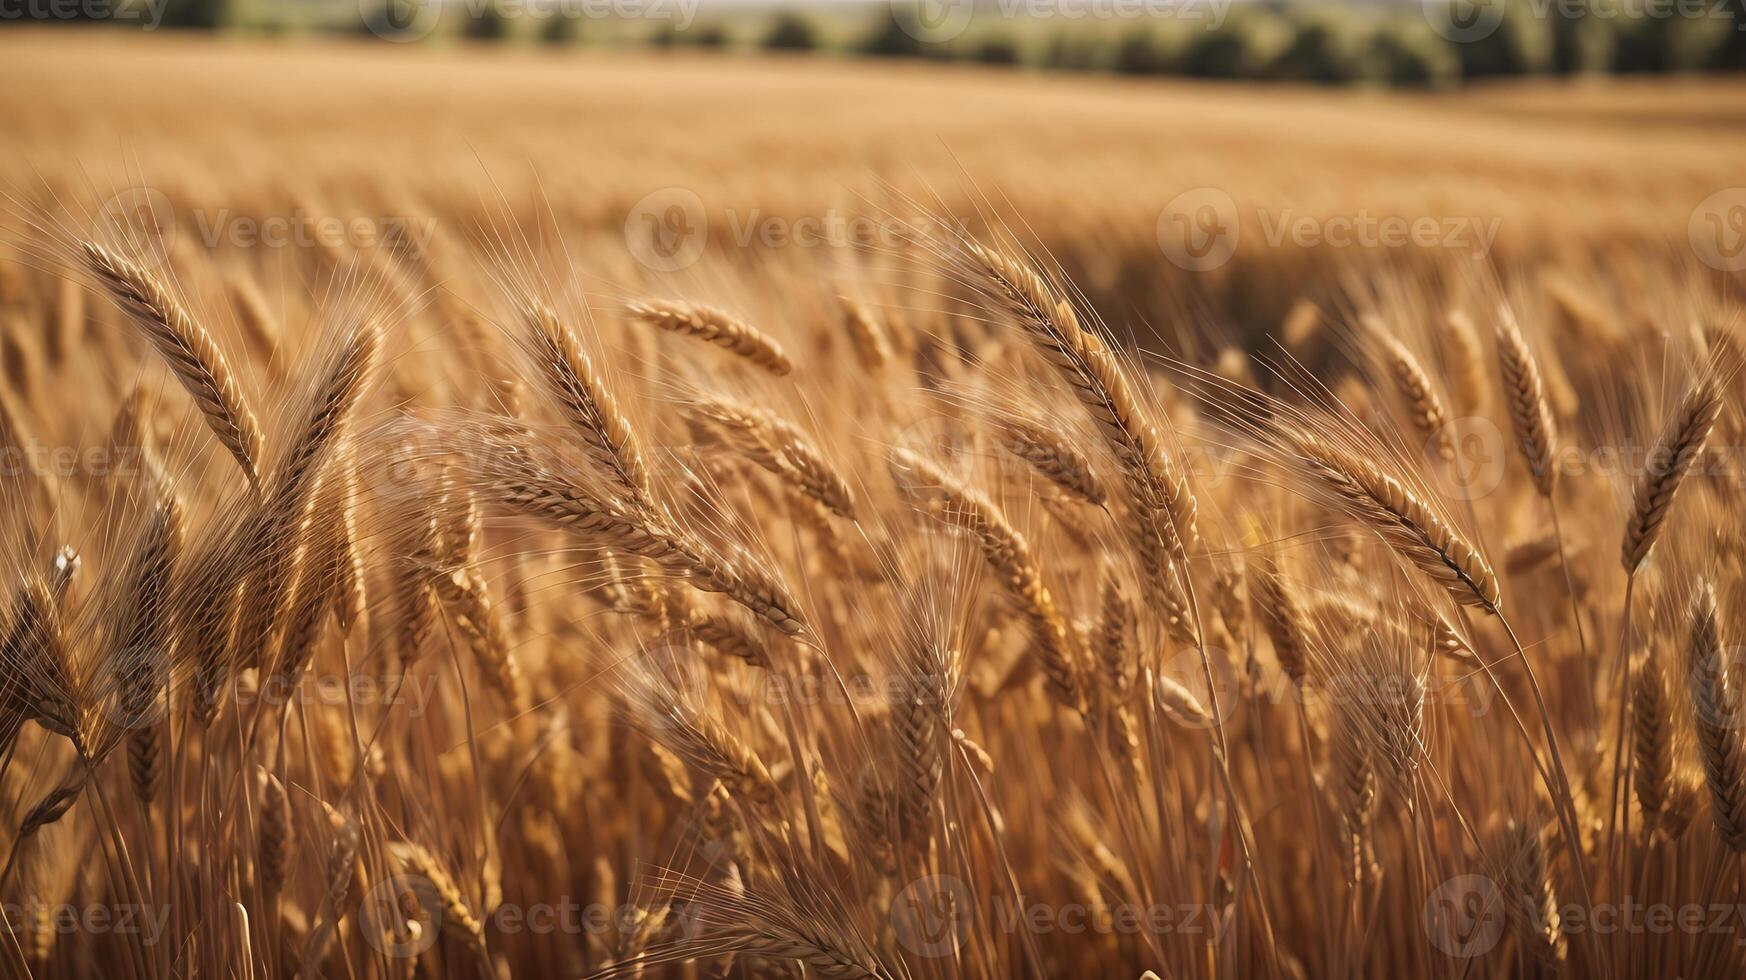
[625, 187, 707, 273]
[360, 873, 443, 958]
[1421, 0, 1506, 43]
[895, 0, 974, 45]
[630, 640, 716, 733]
[1434, 416, 1507, 502]
[890, 873, 972, 958]
[1422, 873, 1505, 959]
[1157, 188, 1239, 272]
[1158, 644, 1240, 730]
[887, 413, 984, 495]
[360, 0, 441, 43]
[102, 658, 169, 731]
[93, 187, 176, 271]
[1417, 0, 1501, 43]
[1690, 188, 1746, 273]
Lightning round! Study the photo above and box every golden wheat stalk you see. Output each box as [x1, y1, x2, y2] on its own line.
[1685, 581, 1746, 851]
[1632, 647, 1673, 831]
[1284, 426, 1500, 613]
[1494, 307, 1558, 498]
[626, 299, 792, 375]
[839, 297, 891, 371]
[964, 243, 1198, 594]
[462, 419, 807, 635]
[258, 767, 292, 894]
[80, 241, 265, 490]
[521, 303, 651, 502]
[1497, 820, 1567, 966]
[691, 397, 854, 519]
[891, 448, 1081, 712]
[388, 843, 485, 947]
[1251, 556, 1311, 685]
[112, 491, 182, 803]
[998, 415, 1107, 506]
[1623, 374, 1723, 573]
[1367, 321, 1452, 460]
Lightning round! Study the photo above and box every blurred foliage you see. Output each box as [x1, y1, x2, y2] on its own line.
[975, 34, 1022, 66]
[20, 0, 1746, 88]
[690, 24, 730, 49]
[763, 12, 817, 51]
[459, 1, 508, 41]
[540, 13, 583, 47]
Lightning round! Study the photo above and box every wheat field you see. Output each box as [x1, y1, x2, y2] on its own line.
[2, 25, 1746, 980]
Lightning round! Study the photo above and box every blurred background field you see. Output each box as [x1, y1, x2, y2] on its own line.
[14, 0, 1746, 87]
[5, 11, 1746, 980]
[3, 25, 1741, 341]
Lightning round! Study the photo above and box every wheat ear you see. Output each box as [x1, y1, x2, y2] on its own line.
[465, 420, 806, 635]
[114, 492, 182, 803]
[389, 843, 485, 947]
[1498, 820, 1567, 965]
[891, 448, 1081, 712]
[892, 641, 947, 846]
[1494, 307, 1558, 498]
[235, 320, 379, 674]
[839, 297, 891, 370]
[1685, 581, 1746, 851]
[258, 768, 292, 894]
[998, 415, 1107, 506]
[80, 241, 264, 490]
[1284, 427, 1500, 612]
[521, 303, 650, 502]
[1443, 309, 1488, 415]
[1632, 647, 1673, 831]
[965, 243, 1197, 598]
[690, 397, 854, 519]
[1623, 374, 1723, 573]
[626, 299, 792, 375]
[1251, 556, 1311, 685]
[1368, 321, 1452, 460]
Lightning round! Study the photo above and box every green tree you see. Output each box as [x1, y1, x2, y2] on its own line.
[1368, 25, 1461, 88]
[1267, 18, 1364, 84]
[159, 0, 227, 29]
[1180, 28, 1248, 78]
[540, 13, 581, 47]
[1113, 29, 1164, 75]
[764, 13, 817, 51]
[1450, 5, 1551, 78]
[1717, 0, 1746, 68]
[1612, 10, 1674, 73]
[859, 8, 927, 58]
[461, 3, 509, 41]
[1043, 32, 1101, 72]
[975, 34, 1021, 66]
[690, 24, 730, 49]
